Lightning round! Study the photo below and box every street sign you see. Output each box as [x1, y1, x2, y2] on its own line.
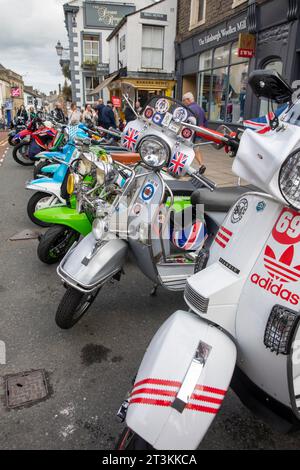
[238, 32, 256, 58]
[11, 87, 21, 97]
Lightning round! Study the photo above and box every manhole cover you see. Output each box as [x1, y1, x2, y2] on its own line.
[5, 370, 49, 408]
[9, 230, 40, 241]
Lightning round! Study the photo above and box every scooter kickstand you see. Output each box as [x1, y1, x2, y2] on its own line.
[150, 284, 158, 296]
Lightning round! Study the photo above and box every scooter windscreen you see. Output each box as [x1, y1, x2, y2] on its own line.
[121, 96, 197, 177]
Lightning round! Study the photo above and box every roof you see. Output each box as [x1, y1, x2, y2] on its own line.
[107, 0, 166, 41]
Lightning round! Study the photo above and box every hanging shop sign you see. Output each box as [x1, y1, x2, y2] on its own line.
[140, 12, 167, 21]
[238, 32, 256, 58]
[84, 2, 135, 29]
[11, 87, 21, 97]
[112, 96, 121, 108]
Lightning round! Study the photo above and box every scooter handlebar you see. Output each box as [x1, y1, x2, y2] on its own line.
[183, 122, 240, 152]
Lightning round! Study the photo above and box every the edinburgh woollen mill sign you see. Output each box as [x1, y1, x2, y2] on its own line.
[84, 2, 136, 29]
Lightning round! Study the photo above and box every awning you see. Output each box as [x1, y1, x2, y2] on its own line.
[90, 72, 119, 95]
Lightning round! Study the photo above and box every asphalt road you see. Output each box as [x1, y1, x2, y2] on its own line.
[0, 147, 300, 450]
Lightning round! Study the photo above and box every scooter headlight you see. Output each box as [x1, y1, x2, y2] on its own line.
[279, 149, 300, 209]
[92, 218, 106, 241]
[78, 155, 92, 176]
[138, 137, 170, 169]
[67, 173, 75, 195]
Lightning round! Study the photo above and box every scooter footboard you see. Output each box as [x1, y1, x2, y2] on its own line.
[58, 233, 128, 292]
[126, 310, 236, 450]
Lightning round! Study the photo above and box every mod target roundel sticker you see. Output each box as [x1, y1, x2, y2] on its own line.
[142, 183, 155, 201]
[144, 107, 154, 119]
[181, 127, 193, 139]
[272, 208, 300, 245]
[155, 98, 170, 114]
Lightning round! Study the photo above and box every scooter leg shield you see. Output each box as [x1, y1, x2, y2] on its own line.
[57, 233, 128, 292]
[126, 310, 236, 450]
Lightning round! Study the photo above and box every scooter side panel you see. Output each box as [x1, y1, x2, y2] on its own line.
[236, 205, 300, 408]
[58, 234, 128, 290]
[126, 310, 236, 450]
[33, 207, 92, 236]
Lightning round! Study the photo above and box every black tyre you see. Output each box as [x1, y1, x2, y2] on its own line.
[12, 141, 33, 166]
[115, 427, 152, 450]
[8, 135, 17, 146]
[27, 192, 58, 227]
[55, 286, 100, 329]
[33, 160, 54, 179]
[37, 225, 80, 265]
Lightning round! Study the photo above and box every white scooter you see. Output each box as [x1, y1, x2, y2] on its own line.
[116, 70, 300, 450]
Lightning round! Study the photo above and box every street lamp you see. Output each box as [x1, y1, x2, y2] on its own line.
[55, 40, 64, 57]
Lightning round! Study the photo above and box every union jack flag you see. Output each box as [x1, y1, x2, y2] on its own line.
[122, 128, 140, 151]
[168, 152, 188, 176]
[172, 220, 206, 251]
[244, 105, 287, 134]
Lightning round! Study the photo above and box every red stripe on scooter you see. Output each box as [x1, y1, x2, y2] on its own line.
[220, 226, 233, 236]
[133, 378, 181, 390]
[191, 393, 223, 404]
[217, 231, 230, 243]
[215, 237, 226, 249]
[186, 403, 218, 414]
[195, 385, 226, 396]
[130, 397, 172, 407]
[130, 387, 177, 398]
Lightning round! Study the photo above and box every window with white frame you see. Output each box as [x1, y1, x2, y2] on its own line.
[232, 0, 247, 8]
[141, 25, 164, 69]
[190, 0, 206, 30]
[85, 76, 100, 103]
[83, 35, 99, 64]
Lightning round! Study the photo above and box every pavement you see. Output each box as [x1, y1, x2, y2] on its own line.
[0, 144, 300, 450]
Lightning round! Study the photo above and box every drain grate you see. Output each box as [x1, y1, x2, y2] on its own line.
[5, 370, 49, 408]
[9, 230, 40, 241]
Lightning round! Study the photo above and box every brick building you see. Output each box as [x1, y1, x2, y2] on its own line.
[175, 0, 300, 126]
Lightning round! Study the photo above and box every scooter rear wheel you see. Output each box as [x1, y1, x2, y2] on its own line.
[37, 225, 80, 265]
[115, 427, 152, 450]
[55, 286, 100, 329]
[12, 142, 33, 166]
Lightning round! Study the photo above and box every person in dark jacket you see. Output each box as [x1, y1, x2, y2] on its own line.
[95, 98, 105, 127]
[101, 101, 116, 129]
[52, 102, 66, 124]
[16, 105, 28, 123]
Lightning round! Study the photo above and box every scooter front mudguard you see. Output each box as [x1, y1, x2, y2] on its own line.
[25, 179, 64, 202]
[126, 310, 236, 450]
[57, 234, 128, 292]
[34, 207, 92, 236]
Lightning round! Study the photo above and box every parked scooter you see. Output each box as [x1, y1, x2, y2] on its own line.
[8, 116, 26, 146]
[115, 70, 300, 449]
[54, 95, 251, 329]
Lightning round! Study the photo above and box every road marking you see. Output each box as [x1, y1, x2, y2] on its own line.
[0, 146, 8, 167]
[0, 139, 8, 147]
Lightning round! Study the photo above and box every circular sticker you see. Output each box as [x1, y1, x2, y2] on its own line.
[133, 203, 142, 215]
[144, 107, 154, 119]
[142, 184, 155, 201]
[272, 208, 300, 245]
[173, 107, 188, 123]
[231, 198, 248, 224]
[181, 127, 193, 140]
[155, 98, 170, 114]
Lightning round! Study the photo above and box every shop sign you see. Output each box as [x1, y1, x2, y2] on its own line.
[97, 63, 110, 74]
[11, 87, 21, 97]
[4, 99, 13, 110]
[140, 12, 167, 21]
[84, 2, 135, 29]
[112, 96, 121, 108]
[238, 33, 256, 58]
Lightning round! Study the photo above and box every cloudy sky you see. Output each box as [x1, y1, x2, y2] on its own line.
[0, 0, 68, 94]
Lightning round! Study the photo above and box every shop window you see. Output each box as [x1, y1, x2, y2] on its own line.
[83, 35, 99, 65]
[198, 41, 249, 123]
[142, 26, 164, 69]
[190, 0, 206, 30]
[85, 76, 100, 104]
[259, 59, 283, 116]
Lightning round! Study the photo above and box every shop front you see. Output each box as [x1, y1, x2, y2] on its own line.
[176, 0, 300, 127]
[108, 76, 176, 108]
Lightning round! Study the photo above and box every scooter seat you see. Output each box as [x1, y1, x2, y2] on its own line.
[191, 185, 258, 212]
[111, 152, 141, 164]
[167, 180, 196, 197]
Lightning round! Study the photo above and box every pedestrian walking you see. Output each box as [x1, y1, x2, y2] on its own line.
[52, 102, 66, 124]
[182, 92, 207, 174]
[16, 105, 28, 123]
[82, 104, 97, 126]
[95, 98, 105, 127]
[101, 101, 117, 129]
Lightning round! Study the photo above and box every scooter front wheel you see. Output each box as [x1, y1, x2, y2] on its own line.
[37, 225, 80, 265]
[12, 142, 33, 166]
[115, 427, 152, 450]
[27, 192, 57, 227]
[55, 286, 100, 329]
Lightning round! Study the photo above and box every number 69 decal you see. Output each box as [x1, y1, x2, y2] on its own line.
[272, 209, 300, 245]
